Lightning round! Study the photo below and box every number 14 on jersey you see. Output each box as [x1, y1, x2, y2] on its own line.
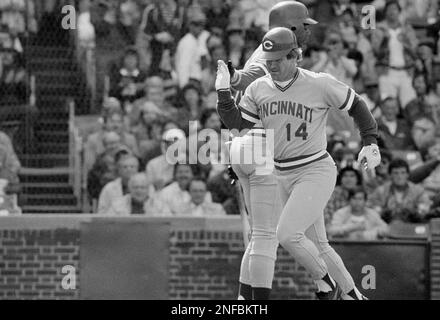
[286, 122, 308, 141]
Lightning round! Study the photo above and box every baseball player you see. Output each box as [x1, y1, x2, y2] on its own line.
[229, 1, 318, 301]
[217, 28, 381, 300]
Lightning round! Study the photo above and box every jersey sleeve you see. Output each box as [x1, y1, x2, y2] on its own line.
[321, 73, 356, 112]
[231, 62, 268, 92]
[238, 84, 260, 124]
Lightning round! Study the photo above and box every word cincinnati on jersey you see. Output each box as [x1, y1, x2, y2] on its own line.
[257, 100, 313, 123]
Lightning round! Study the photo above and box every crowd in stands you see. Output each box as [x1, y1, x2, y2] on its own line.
[73, 0, 440, 237]
[0, 0, 38, 214]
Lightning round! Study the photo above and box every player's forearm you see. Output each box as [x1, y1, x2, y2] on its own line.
[231, 65, 266, 92]
[217, 89, 254, 131]
[348, 95, 378, 146]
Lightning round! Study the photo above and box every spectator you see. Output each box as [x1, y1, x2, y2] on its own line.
[338, 147, 359, 170]
[0, 0, 27, 34]
[328, 186, 388, 240]
[225, 22, 246, 69]
[142, 0, 185, 76]
[360, 76, 382, 118]
[404, 73, 437, 126]
[84, 108, 140, 173]
[368, 158, 431, 224]
[311, 30, 357, 87]
[0, 47, 37, 154]
[129, 101, 162, 139]
[346, 48, 364, 93]
[427, 78, 440, 113]
[399, 0, 438, 25]
[324, 166, 363, 225]
[312, 30, 360, 147]
[142, 119, 179, 165]
[130, 102, 164, 160]
[109, 47, 147, 104]
[174, 8, 210, 88]
[97, 153, 140, 214]
[176, 83, 204, 135]
[0, 47, 27, 105]
[108, 173, 170, 215]
[414, 39, 438, 86]
[198, 108, 228, 179]
[207, 168, 240, 215]
[91, 0, 138, 108]
[87, 132, 126, 204]
[415, 135, 440, 195]
[159, 163, 209, 214]
[0, 129, 20, 196]
[134, 76, 178, 123]
[180, 178, 226, 216]
[301, 44, 324, 70]
[363, 148, 393, 195]
[145, 128, 186, 191]
[242, 27, 265, 62]
[77, 0, 95, 49]
[201, 43, 227, 95]
[411, 116, 436, 152]
[239, 0, 278, 30]
[205, 0, 230, 35]
[331, 0, 358, 19]
[377, 97, 416, 151]
[371, 0, 418, 108]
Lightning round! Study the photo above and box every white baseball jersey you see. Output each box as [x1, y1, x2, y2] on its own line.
[239, 68, 356, 172]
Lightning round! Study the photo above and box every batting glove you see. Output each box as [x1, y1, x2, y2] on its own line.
[357, 144, 381, 171]
[215, 60, 230, 91]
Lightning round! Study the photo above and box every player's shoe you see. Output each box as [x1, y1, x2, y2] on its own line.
[341, 289, 369, 300]
[315, 283, 343, 300]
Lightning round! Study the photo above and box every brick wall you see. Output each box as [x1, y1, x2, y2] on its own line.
[0, 229, 80, 299]
[431, 219, 440, 300]
[0, 216, 436, 299]
[169, 229, 315, 300]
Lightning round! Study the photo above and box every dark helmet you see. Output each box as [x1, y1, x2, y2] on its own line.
[269, 1, 318, 29]
[260, 27, 299, 60]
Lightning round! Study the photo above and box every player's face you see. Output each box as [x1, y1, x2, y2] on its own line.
[266, 55, 297, 82]
[390, 167, 409, 187]
[291, 23, 311, 48]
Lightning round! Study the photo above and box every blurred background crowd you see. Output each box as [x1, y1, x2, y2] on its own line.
[2, 0, 440, 241]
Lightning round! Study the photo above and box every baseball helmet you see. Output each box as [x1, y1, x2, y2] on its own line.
[269, 1, 318, 29]
[261, 27, 299, 60]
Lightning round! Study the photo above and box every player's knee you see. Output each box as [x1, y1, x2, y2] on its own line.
[276, 227, 304, 247]
[316, 242, 334, 255]
[250, 237, 278, 260]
